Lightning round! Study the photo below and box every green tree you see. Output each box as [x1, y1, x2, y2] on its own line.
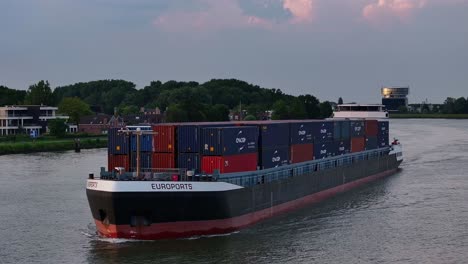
[48, 119, 67, 138]
[272, 100, 289, 120]
[299, 94, 321, 118]
[397, 105, 408, 113]
[244, 115, 256, 121]
[166, 104, 189, 122]
[319, 101, 333, 118]
[24, 80, 54, 105]
[58, 97, 92, 123]
[119, 105, 140, 115]
[0, 85, 26, 105]
[338, 97, 343, 105]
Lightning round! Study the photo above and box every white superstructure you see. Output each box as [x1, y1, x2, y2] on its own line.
[332, 104, 389, 119]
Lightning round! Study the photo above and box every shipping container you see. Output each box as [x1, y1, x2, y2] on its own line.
[177, 125, 198, 153]
[365, 136, 378, 150]
[108, 154, 130, 171]
[335, 140, 351, 155]
[378, 121, 389, 135]
[378, 134, 390, 148]
[108, 128, 130, 155]
[259, 122, 290, 148]
[312, 121, 334, 143]
[178, 153, 200, 172]
[152, 125, 176, 153]
[131, 152, 152, 169]
[351, 137, 365, 153]
[290, 144, 313, 164]
[289, 122, 314, 144]
[350, 120, 365, 137]
[260, 146, 290, 169]
[313, 141, 335, 160]
[131, 134, 153, 152]
[201, 153, 258, 174]
[152, 153, 176, 169]
[201, 126, 258, 156]
[177, 122, 238, 153]
[365, 120, 378, 136]
[333, 120, 351, 140]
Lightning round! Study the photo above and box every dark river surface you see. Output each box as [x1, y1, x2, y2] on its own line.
[1, 119, 468, 264]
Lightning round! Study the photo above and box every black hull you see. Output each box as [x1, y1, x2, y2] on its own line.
[87, 153, 400, 239]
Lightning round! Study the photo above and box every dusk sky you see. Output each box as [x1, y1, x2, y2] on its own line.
[1, 0, 467, 103]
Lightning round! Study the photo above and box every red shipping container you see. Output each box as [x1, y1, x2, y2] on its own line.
[365, 120, 378, 136]
[290, 144, 314, 164]
[152, 153, 176, 169]
[152, 125, 176, 153]
[351, 137, 365, 153]
[201, 153, 258, 174]
[108, 154, 130, 171]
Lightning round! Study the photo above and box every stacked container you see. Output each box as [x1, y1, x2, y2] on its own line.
[127, 126, 153, 170]
[312, 121, 335, 159]
[350, 120, 366, 153]
[108, 127, 130, 171]
[259, 122, 290, 168]
[377, 120, 390, 148]
[365, 120, 379, 150]
[333, 120, 351, 156]
[151, 124, 176, 169]
[289, 122, 313, 163]
[201, 126, 258, 174]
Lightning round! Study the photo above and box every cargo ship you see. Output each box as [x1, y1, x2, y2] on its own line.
[86, 118, 402, 240]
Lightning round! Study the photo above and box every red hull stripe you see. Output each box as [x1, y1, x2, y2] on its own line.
[95, 169, 397, 240]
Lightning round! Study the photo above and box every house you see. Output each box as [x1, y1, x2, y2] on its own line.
[0, 105, 69, 136]
[78, 114, 111, 135]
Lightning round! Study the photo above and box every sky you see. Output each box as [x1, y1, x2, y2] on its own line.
[1, 0, 467, 104]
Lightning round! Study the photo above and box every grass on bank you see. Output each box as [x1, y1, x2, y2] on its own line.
[390, 113, 468, 119]
[0, 136, 107, 155]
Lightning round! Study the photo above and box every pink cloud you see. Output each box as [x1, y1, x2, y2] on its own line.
[362, 0, 468, 26]
[363, 0, 426, 24]
[153, 0, 316, 32]
[283, 0, 315, 23]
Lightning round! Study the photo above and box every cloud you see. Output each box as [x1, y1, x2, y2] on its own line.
[153, 0, 315, 32]
[362, 0, 468, 26]
[283, 0, 314, 23]
[363, 0, 427, 24]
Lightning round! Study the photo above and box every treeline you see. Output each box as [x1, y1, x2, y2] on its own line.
[0, 79, 334, 122]
[441, 97, 468, 114]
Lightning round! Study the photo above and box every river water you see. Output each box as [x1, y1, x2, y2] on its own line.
[1, 119, 467, 264]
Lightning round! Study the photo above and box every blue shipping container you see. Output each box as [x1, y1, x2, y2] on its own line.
[335, 140, 351, 155]
[350, 120, 365, 137]
[378, 134, 389, 148]
[177, 123, 237, 153]
[290, 122, 314, 144]
[259, 122, 290, 148]
[178, 153, 200, 172]
[260, 146, 289, 169]
[177, 125, 199, 153]
[130, 134, 153, 152]
[313, 121, 334, 143]
[313, 141, 335, 159]
[108, 128, 130, 155]
[202, 126, 258, 156]
[131, 152, 152, 169]
[365, 136, 378, 150]
[333, 121, 341, 140]
[378, 121, 389, 135]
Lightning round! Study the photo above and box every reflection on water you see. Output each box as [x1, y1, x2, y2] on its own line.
[1, 119, 468, 264]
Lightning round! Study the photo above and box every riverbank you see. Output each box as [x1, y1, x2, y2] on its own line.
[390, 113, 468, 119]
[0, 136, 107, 155]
